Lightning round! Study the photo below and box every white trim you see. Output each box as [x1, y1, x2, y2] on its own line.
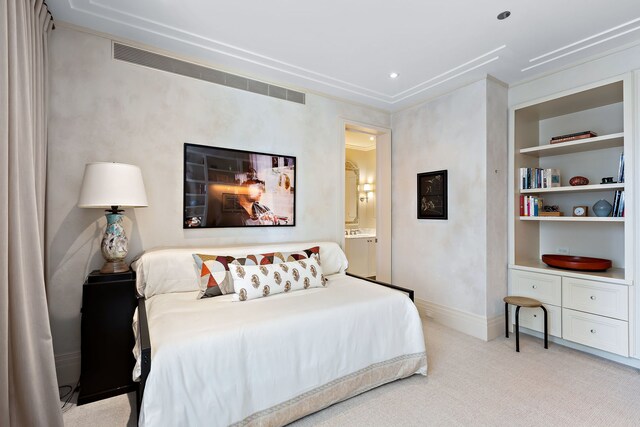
[518, 327, 640, 368]
[415, 298, 502, 342]
[55, 351, 81, 387]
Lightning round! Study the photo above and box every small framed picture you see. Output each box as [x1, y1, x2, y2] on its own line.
[417, 170, 448, 220]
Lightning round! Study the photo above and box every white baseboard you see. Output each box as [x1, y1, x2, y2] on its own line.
[415, 298, 504, 342]
[55, 351, 81, 388]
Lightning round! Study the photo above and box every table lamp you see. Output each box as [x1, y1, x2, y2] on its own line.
[78, 162, 148, 273]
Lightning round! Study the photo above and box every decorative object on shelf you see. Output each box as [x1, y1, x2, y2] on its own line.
[184, 143, 296, 228]
[549, 130, 597, 144]
[540, 205, 563, 216]
[417, 170, 447, 220]
[601, 177, 615, 184]
[541, 254, 612, 272]
[569, 176, 589, 186]
[78, 162, 148, 273]
[572, 206, 588, 217]
[592, 199, 613, 217]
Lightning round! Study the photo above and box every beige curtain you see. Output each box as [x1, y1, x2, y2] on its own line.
[1, 0, 63, 425]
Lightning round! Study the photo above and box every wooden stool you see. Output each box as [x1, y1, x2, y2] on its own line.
[503, 296, 548, 352]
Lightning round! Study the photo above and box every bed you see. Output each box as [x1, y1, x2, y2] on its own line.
[132, 241, 427, 426]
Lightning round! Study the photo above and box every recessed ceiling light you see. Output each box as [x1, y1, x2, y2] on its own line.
[369, 136, 375, 141]
[497, 11, 511, 20]
[389, 72, 399, 79]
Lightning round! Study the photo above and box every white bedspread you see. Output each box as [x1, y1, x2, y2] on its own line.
[138, 273, 427, 426]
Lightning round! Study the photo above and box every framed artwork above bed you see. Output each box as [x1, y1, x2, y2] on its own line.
[184, 143, 296, 228]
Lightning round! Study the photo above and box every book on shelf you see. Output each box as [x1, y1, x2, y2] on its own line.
[611, 190, 625, 217]
[520, 195, 543, 217]
[617, 152, 624, 183]
[549, 130, 597, 144]
[519, 168, 560, 189]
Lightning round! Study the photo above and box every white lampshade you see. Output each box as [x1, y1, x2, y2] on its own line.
[78, 162, 148, 208]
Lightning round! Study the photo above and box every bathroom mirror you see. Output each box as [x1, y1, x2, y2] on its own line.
[345, 161, 359, 225]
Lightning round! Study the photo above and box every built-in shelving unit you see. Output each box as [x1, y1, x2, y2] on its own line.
[520, 183, 624, 194]
[519, 132, 624, 157]
[519, 216, 624, 222]
[508, 76, 635, 363]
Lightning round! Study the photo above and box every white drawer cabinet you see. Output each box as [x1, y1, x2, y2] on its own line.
[344, 237, 376, 278]
[562, 308, 629, 357]
[511, 270, 561, 305]
[511, 304, 561, 338]
[562, 277, 628, 321]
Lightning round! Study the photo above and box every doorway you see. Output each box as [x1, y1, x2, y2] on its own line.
[342, 122, 392, 282]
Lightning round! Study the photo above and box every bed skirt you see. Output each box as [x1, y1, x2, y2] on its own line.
[234, 352, 427, 426]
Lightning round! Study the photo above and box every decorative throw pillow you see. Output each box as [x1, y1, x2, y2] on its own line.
[230, 257, 326, 301]
[193, 246, 320, 299]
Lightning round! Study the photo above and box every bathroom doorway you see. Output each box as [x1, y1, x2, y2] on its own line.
[342, 123, 391, 282]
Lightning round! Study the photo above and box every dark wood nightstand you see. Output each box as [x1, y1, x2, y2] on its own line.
[78, 270, 138, 405]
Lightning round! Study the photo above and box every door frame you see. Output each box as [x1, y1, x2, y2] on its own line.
[339, 118, 392, 282]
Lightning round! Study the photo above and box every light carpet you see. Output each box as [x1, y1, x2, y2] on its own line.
[62, 319, 640, 426]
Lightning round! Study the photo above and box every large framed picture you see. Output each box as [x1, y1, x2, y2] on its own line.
[417, 170, 447, 220]
[183, 143, 296, 228]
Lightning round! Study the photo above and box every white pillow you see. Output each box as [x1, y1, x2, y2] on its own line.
[230, 257, 326, 301]
[131, 242, 347, 298]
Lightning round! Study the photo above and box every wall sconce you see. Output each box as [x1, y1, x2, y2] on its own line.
[359, 183, 374, 202]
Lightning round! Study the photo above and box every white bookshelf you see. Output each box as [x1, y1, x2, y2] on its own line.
[508, 75, 635, 363]
[519, 132, 623, 157]
[520, 183, 624, 194]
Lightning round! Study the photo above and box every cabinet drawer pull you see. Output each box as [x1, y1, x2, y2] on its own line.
[590, 295, 596, 300]
[532, 285, 537, 289]
[590, 329, 596, 334]
[533, 314, 537, 318]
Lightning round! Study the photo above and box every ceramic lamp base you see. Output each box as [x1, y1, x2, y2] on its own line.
[101, 212, 129, 274]
[100, 260, 129, 274]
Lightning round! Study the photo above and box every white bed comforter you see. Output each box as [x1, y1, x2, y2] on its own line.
[138, 273, 427, 426]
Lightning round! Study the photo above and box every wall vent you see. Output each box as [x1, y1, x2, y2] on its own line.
[113, 43, 306, 105]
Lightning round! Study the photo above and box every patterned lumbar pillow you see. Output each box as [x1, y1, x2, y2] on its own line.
[193, 246, 320, 299]
[192, 254, 235, 298]
[230, 256, 326, 301]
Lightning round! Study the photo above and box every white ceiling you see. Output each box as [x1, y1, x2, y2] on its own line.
[48, 0, 640, 111]
[346, 130, 376, 151]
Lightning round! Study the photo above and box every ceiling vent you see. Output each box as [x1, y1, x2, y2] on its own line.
[112, 42, 306, 105]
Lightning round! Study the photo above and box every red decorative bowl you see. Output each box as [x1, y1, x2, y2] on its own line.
[569, 176, 589, 186]
[541, 254, 612, 271]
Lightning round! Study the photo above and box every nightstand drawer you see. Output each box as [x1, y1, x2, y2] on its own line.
[563, 277, 628, 320]
[511, 303, 561, 337]
[562, 308, 628, 356]
[511, 270, 561, 305]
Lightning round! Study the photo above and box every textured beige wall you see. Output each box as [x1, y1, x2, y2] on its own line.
[46, 26, 390, 375]
[391, 79, 507, 319]
[485, 79, 509, 319]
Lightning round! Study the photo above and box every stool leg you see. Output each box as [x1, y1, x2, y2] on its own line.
[515, 306, 521, 352]
[541, 305, 548, 349]
[505, 302, 509, 338]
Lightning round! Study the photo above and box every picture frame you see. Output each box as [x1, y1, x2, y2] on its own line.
[183, 143, 296, 228]
[417, 170, 448, 220]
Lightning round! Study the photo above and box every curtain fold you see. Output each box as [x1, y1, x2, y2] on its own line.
[1, 0, 63, 425]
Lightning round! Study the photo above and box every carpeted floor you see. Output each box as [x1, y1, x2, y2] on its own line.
[62, 319, 640, 426]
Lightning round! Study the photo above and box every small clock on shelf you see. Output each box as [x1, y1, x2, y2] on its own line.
[573, 206, 588, 217]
